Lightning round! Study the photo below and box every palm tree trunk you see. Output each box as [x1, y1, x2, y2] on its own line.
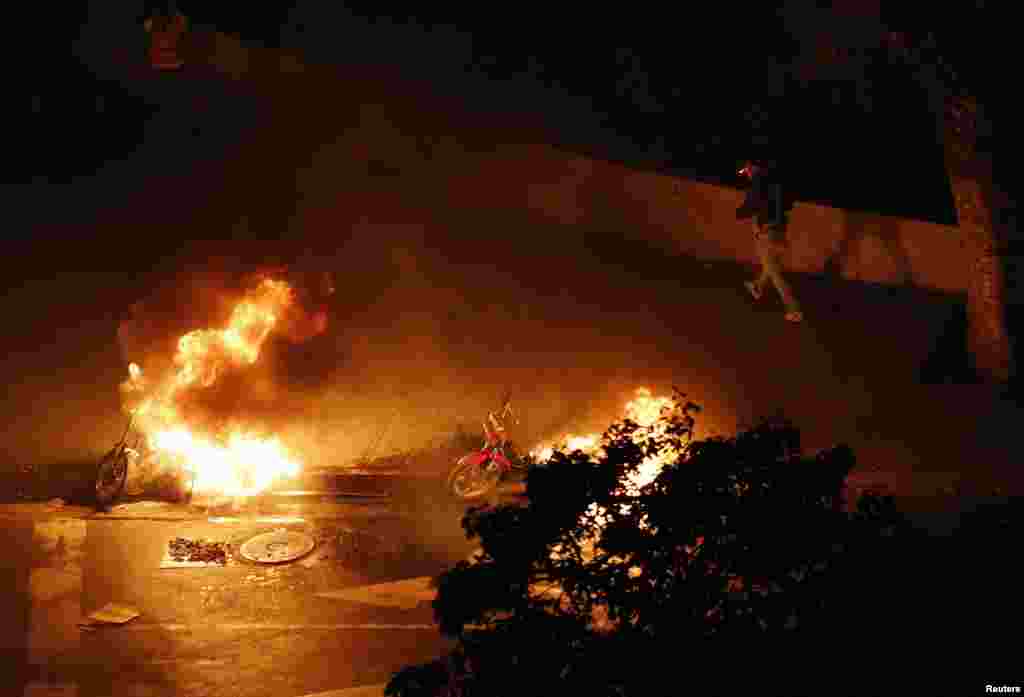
[891, 34, 1013, 383]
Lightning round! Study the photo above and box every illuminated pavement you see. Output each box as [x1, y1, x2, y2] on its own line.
[2, 477, 1010, 697]
[1, 488, 496, 697]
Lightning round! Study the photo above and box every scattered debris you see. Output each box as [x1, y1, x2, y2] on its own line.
[79, 602, 140, 630]
[239, 529, 316, 564]
[162, 537, 229, 567]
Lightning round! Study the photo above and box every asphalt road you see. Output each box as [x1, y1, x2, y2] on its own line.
[2, 492, 493, 697]
[4, 482, 1015, 697]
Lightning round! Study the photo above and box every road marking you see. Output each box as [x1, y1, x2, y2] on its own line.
[23, 684, 78, 697]
[123, 623, 438, 631]
[298, 685, 388, 697]
[207, 516, 307, 524]
[146, 658, 234, 666]
[272, 490, 392, 498]
[316, 576, 435, 609]
[84, 515, 198, 521]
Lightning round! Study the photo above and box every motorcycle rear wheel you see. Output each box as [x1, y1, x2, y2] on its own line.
[95, 448, 129, 507]
[447, 455, 500, 501]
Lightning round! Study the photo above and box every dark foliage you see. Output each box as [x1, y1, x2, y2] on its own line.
[386, 391, 924, 696]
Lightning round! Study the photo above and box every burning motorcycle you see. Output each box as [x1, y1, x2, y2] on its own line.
[95, 414, 141, 507]
[143, 4, 188, 71]
[95, 412, 194, 508]
[446, 397, 531, 501]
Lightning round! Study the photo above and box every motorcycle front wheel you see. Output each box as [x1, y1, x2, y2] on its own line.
[95, 448, 129, 507]
[446, 455, 501, 501]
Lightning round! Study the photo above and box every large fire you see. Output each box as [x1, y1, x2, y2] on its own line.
[531, 387, 683, 557]
[121, 278, 305, 498]
[530, 387, 677, 493]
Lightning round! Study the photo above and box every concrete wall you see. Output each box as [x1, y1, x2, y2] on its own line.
[134, 29, 971, 297]
[615, 166, 968, 293]
[461, 143, 970, 295]
[67, 14, 973, 297]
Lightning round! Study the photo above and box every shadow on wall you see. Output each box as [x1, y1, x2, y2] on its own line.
[826, 209, 915, 286]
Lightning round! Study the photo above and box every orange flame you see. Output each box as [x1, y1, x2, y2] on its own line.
[531, 387, 680, 541]
[150, 428, 299, 497]
[123, 278, 304, 498]
[530, 387, 676, 491]
[624, 387, 677, 492]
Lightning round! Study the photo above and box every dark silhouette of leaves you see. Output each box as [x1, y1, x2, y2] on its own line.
[387, 391, 1013, 695]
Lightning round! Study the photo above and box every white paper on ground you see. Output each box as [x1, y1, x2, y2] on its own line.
[79, 602, 140, 627]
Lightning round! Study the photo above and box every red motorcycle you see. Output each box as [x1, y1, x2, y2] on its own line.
[446, 397, 529, 501]
[144, 7, 188, 71]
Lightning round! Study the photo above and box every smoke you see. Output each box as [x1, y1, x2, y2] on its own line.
[109, 100, 737, 479]
[252, 215, 733, 473]
[114, 266, 334, 489]
[110, 209, 736, 487]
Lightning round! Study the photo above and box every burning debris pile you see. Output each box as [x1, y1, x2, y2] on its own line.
[530, 387, 686, 554]
[118, 273, 329, 500]
[531, 387, 679, 493]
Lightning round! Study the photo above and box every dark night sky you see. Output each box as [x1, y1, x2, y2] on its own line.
[14, 1, 1009, 228]
[288, 3, 945, 223]
[7, 2, 1017, 303]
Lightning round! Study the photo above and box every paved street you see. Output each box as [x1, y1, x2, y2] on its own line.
[1, 489, 499, 697]
[4, 468, 1010, 697]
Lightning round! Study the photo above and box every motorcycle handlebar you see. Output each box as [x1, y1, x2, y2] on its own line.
[121, 414, 134, 442]
[490, 403, 517, 425]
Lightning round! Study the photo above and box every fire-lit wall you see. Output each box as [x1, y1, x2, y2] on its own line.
[601, 164, 969, 294]
[406, 137, 967, 295]
[188, 32, 971, 298]
[169, 29, 974, 296]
